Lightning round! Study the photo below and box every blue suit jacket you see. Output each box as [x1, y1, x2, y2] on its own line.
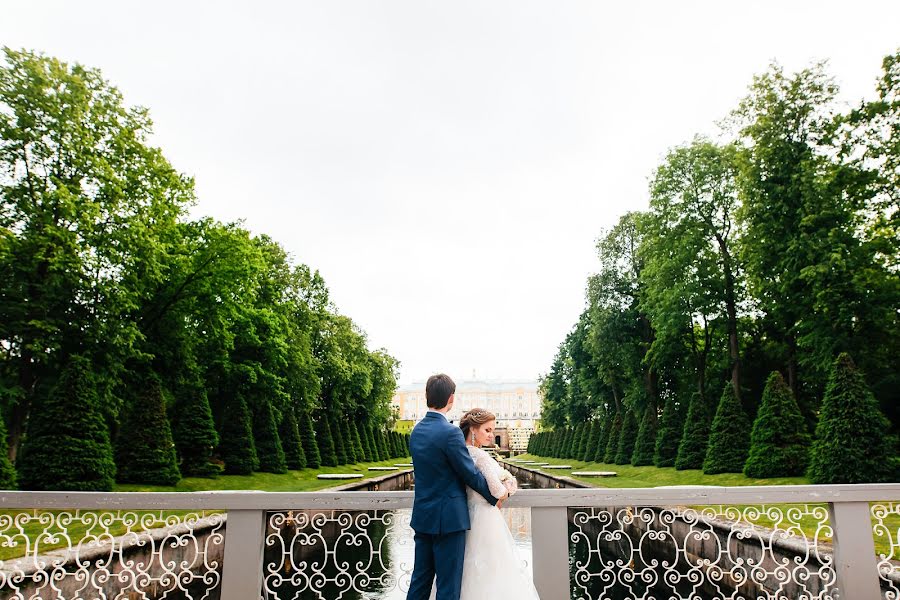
[409, 411, 498, 534]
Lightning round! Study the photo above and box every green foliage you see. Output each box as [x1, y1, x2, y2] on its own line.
[316, 416, 338, 467]
[172, 382, 220, 478]
[0, 49, 401, 484]
[115, 372, 181, 486]
[357, 422, 374, 462]
[349, 420, 365, 463]
[220, 393, 258, 475]
[536, 54, 900, 472]
[0, 414, 16, 489]
[17, 356, 116, 491]
[614, 409, 638, 465]
[807, 354, 898, 484]
[604, 412, 623, 463]
[375, 428, 390, 461]
[299, 411, 320, 469]
[367, 425, 383, 461]
[675, 393, 711, 470]
[744, 372, 810, 478]
[703, 385, 751, 474]
[581, 421, 600, 462]
[253, 402, 287, 474]
[338, 417, 356, 463]
[654, 394, 685, 468]
[330, 415, 348, 465]
[631, 404, 658, 466]
[279, 406, 307, 470]
[593, 415, 611, 462]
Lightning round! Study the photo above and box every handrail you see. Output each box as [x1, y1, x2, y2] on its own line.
[1, 483, 900, 509]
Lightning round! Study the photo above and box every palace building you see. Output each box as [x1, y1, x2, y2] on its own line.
[392, 379, 541, 451]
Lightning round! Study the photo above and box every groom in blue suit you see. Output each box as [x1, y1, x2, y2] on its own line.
[407, 374, 500, 600]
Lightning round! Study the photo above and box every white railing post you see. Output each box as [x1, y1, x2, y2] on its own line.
[220, 509, 266, 600]
[828, 501, 882, 600]
[531, 506, 570, 600]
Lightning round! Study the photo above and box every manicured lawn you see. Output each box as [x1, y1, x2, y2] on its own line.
[512, 453, 808, 487]
[514, 454, 899, 559]
[114, 458, 410, 492]
[0, 458, 411, 560]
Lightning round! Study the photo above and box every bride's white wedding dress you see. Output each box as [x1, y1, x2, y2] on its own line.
[430, 445, 541, 599]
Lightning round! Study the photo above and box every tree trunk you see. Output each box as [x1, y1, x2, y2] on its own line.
[717, 235, 742, 405]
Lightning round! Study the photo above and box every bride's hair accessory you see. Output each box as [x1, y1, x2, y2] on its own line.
[459, 407, 496, 444]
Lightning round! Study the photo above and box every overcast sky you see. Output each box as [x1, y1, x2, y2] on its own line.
[3, 2, 898, 384]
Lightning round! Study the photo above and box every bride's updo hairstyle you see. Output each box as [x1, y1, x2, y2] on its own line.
[459, 408, 496, 441]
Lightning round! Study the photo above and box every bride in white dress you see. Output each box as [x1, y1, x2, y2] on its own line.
[431, 408, 541, 600]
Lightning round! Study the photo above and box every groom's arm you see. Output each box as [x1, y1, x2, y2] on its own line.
[444, 427, 499, 506]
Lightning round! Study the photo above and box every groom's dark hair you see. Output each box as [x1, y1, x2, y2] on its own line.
[426, 374, 455, 409]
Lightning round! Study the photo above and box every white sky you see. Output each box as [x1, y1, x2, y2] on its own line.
[3, 2, 898, 384]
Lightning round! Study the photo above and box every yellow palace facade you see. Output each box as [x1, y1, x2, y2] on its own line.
[392, 379, 541, 451]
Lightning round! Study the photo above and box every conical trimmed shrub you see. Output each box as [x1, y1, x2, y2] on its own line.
[0, 414, 16, 489]
[744, 372, 810, 478]
[172, 383, 219, 477]
[375, 429, 390, 461]
[316, 415, 338, 467]
[350, 419, 365, 462]
[807, 354, 898, 484]
[367, 425, 383, 461]
[593, 415, 611, 462]
[279, 406, 307, 470]
[703, 385, 750, 474]
[631, 404, 658, 466]
[390, 432, 402, 458]
[299, 411, 321, 469]
[356, 421, 373, 462]
[675, 393, 711, 470]
[581, 421, 600, 462]
[115, 372, 181, 485]
[571, 423, 586, 460]
[654, 394, 685, 468]
[331, 415, 349, 464]
[603, 412, 623, 463]
[221, 392, 258, 475]
[18, 356, 116, 491]
[339, 417, 357, 463]
[614, 409, 638, 465]
[253, 402, 287, 474]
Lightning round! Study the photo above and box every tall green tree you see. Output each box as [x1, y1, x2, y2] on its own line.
[17, 356, 116, 491]
[0, 49, 194, 461]
[645, 140, 745, 406]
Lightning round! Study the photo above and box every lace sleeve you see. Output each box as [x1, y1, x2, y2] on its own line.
[471, 448, 508, 499]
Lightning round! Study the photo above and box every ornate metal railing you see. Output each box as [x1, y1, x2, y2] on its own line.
[0, 484, 898, 599]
